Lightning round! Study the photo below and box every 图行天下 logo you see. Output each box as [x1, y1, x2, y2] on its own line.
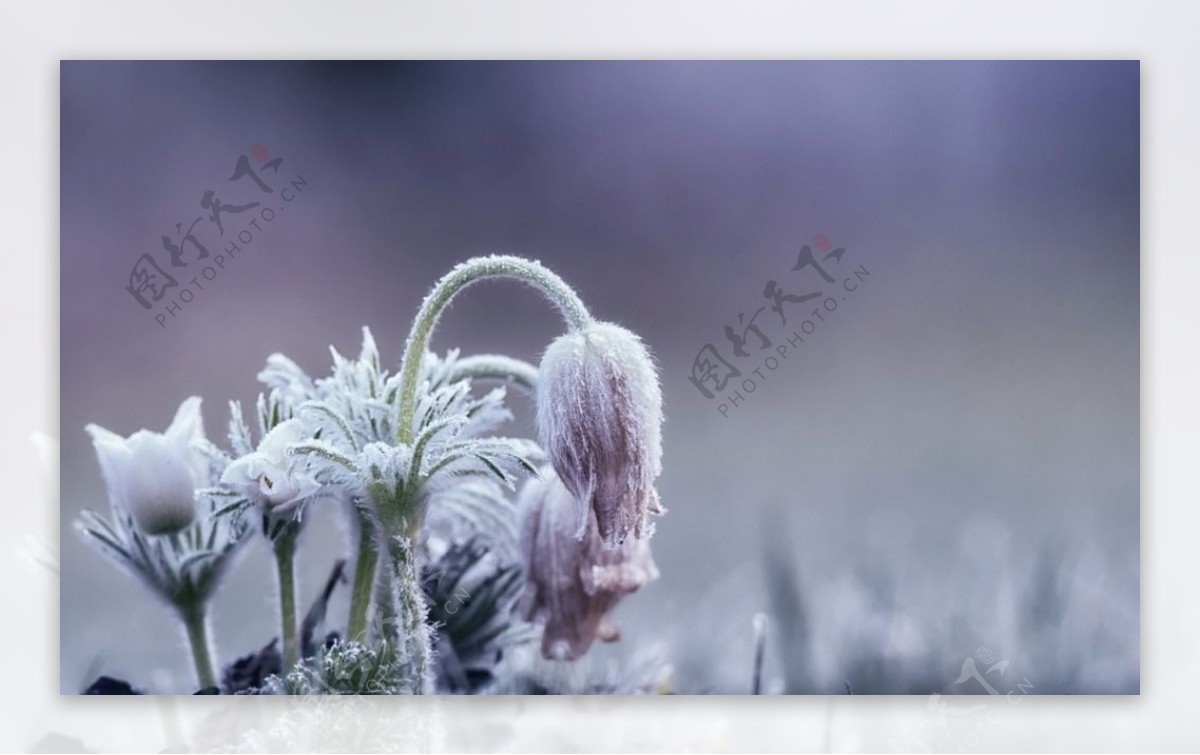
[123, 144, 310, 328]
[688, 234, 872, 417]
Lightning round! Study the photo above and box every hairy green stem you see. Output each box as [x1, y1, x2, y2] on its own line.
[347, 556, 377, 642]
[273, 534, 299, 671]
[395, 255, 591, 445]
[388, 536, 432, 694]
[347, 517, 378, 642]
[368, 256, 585, 690]
[179, 602, 216, 690]
[372, 545, 398, 640]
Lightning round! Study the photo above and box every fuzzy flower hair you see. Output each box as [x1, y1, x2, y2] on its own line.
[518, 469, 659, 660]
[536, 321, 664, 547]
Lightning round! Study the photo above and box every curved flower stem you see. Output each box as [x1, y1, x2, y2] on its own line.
[364, 256, 588, 689]
[179, 602, 216, 690]
[347, 517, 378, 642]
[395, 255, 591, 445]
[273, 533, 299, 672]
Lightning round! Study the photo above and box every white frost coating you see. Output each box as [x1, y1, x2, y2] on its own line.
[395, 254, 592, 446]
[75, 251, 672, 688]
[85, 397, 208, 535]
[536, 320, 665, 547]
[221, 418, 321, 516]
[518, 470, 659, 660]
[280, 328, 542, 533]
[448, 353, 539, 392]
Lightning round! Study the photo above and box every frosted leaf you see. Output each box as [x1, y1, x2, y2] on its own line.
[421, 534, 533, 692]
[421, 437, 541, 493]
[298, 400, 360, 452]
[289, 335, 545, 528]
[257, 353, 316, 416]
[265, 638, 418, 695]
[427, 478, 521, 549]
[75, 490, 249, 608]
[227, 400, 255, 458]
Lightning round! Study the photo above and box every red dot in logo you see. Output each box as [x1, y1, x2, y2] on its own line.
[250, 144, 269, 163]
[813, 234, 833, 254]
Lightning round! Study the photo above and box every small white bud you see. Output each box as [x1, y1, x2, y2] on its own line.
[86, 397, 208, 536]
[536, 320, 664, 547]
[518, 469, 659, 660]
[221, 418, 320, 516]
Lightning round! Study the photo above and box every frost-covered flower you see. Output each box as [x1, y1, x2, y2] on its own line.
[537, 320, 664, 547]
[518, 470, 659, 660]
[221, 419, 320, 516]
[78, 397, 248, 689]
[85, 397, 208, 535]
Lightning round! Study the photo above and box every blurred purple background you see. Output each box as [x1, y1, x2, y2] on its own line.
[60, 61, 1138, 693]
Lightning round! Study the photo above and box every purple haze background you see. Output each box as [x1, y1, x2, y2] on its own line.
[60, 61, 1138, 693]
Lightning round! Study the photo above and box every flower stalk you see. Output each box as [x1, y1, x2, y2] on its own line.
[272, 528, 300, 672]
[350, 255, 597, 659]
[388, 535, 432, 693]
[77, 397, 249, 692]
[179, 601, 216, 690]
[346, 517, 378, 642]
[395, 255, 592, 445]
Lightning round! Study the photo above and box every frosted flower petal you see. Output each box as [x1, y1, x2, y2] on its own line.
[518, 470, 658, 660]
[85, 397, 209, 536]
[537, 321, 664, 547]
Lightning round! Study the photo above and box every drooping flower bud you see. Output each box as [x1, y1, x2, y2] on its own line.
[518, 469, 659, 660]
[536, 320, 664, 547]
[85, 397, 209, 536]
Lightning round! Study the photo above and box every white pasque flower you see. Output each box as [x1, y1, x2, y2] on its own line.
[86, 397, 209, 536]
[537, 320, 665, 547]
[221, 419, 321, 515]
